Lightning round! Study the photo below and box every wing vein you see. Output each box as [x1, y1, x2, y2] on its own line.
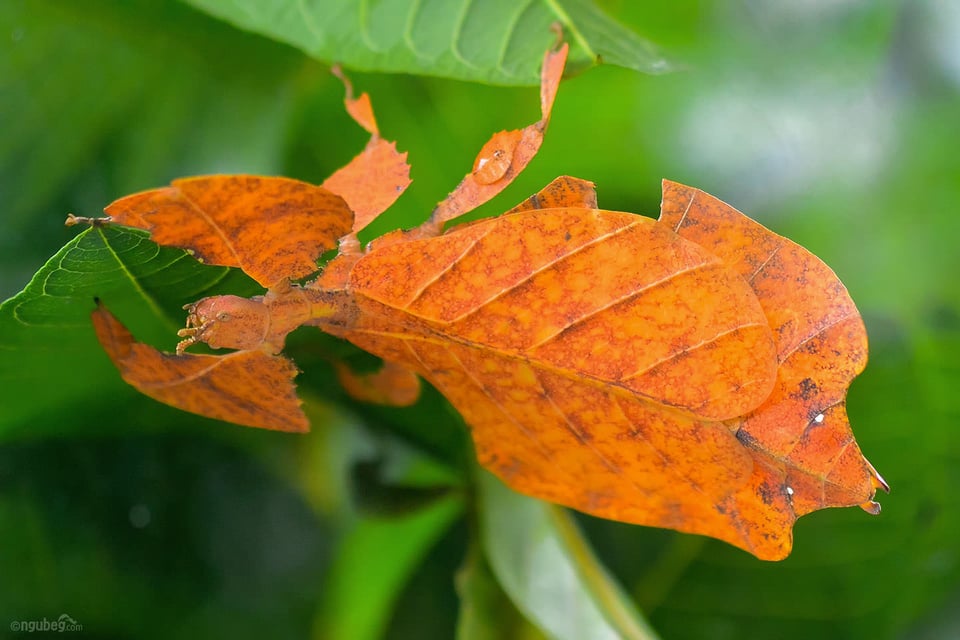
[176, 190, 244, 270]
[527, 259, 714, 351]
[747, 244, 782, 283]
[404, 223, 497, 307]
[436, 346, 558, 465]
[535, 371, 623, 476]
[778, 311, 856, 364]
[621, 321, 768, 381]
[673, 190, 696, 232]
[609, 394, 710, 498]
[447, 218, 641, 324]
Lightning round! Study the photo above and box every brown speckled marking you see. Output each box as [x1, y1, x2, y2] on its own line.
[104, 176, 352, 288]
[659, 180, 886, 557]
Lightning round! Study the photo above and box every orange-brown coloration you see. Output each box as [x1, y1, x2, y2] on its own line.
[77, 40, 885, 559]
[92, 303, 308, 432]
[177, 295, 271, 354]
[506, 175, 598, 213]
[659, 182, 888, 519]
[339, 209, 778, 420]
[174, 283, 340, 356]
[323, 66, 412, 233]
[319, 205, 797, 557]
[331, 65, 379, 136]
[323, 139, 411, 233]
[424, 43, 568, 233]
[335, 361, 421, 407]
[472, 130, 523, 184]
[104, 176, 352, 288]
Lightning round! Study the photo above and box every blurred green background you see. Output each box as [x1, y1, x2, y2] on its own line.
[2, 1, 958, 638]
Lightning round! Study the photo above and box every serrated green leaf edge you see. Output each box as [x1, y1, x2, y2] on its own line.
[180, 0, 671, 85]
[0, 224, 258, 434]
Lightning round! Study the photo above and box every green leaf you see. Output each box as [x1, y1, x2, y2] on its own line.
[179, 0, 672, 85]
[0, 431, 332, 638]
[456, 541, 548, 640]
[1, 0, 301, 298]
[549, 0, 674, 74]
[0, 226, 259, 437]
[477, 470, 660, 640]
[316, 494, 464, 640]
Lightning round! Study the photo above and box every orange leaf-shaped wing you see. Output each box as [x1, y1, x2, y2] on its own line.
[659, 181, 886, 543]
[92, 303, 308, 432]
[320, 207, 785, 555]
[105, 175, 353, 288]
[343, 208, 777, 420]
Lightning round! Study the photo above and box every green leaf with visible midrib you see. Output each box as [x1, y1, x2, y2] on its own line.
[180, 0, 673, 85]
[0, 226, 259, 436]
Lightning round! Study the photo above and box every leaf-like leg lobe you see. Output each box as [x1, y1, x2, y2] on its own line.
[92, 302, 308, 432]
[335, 361, 421, 406]
[104, 175, 353, 288]
[323, 66, 412, 233]
[424, 43, 569, 233]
